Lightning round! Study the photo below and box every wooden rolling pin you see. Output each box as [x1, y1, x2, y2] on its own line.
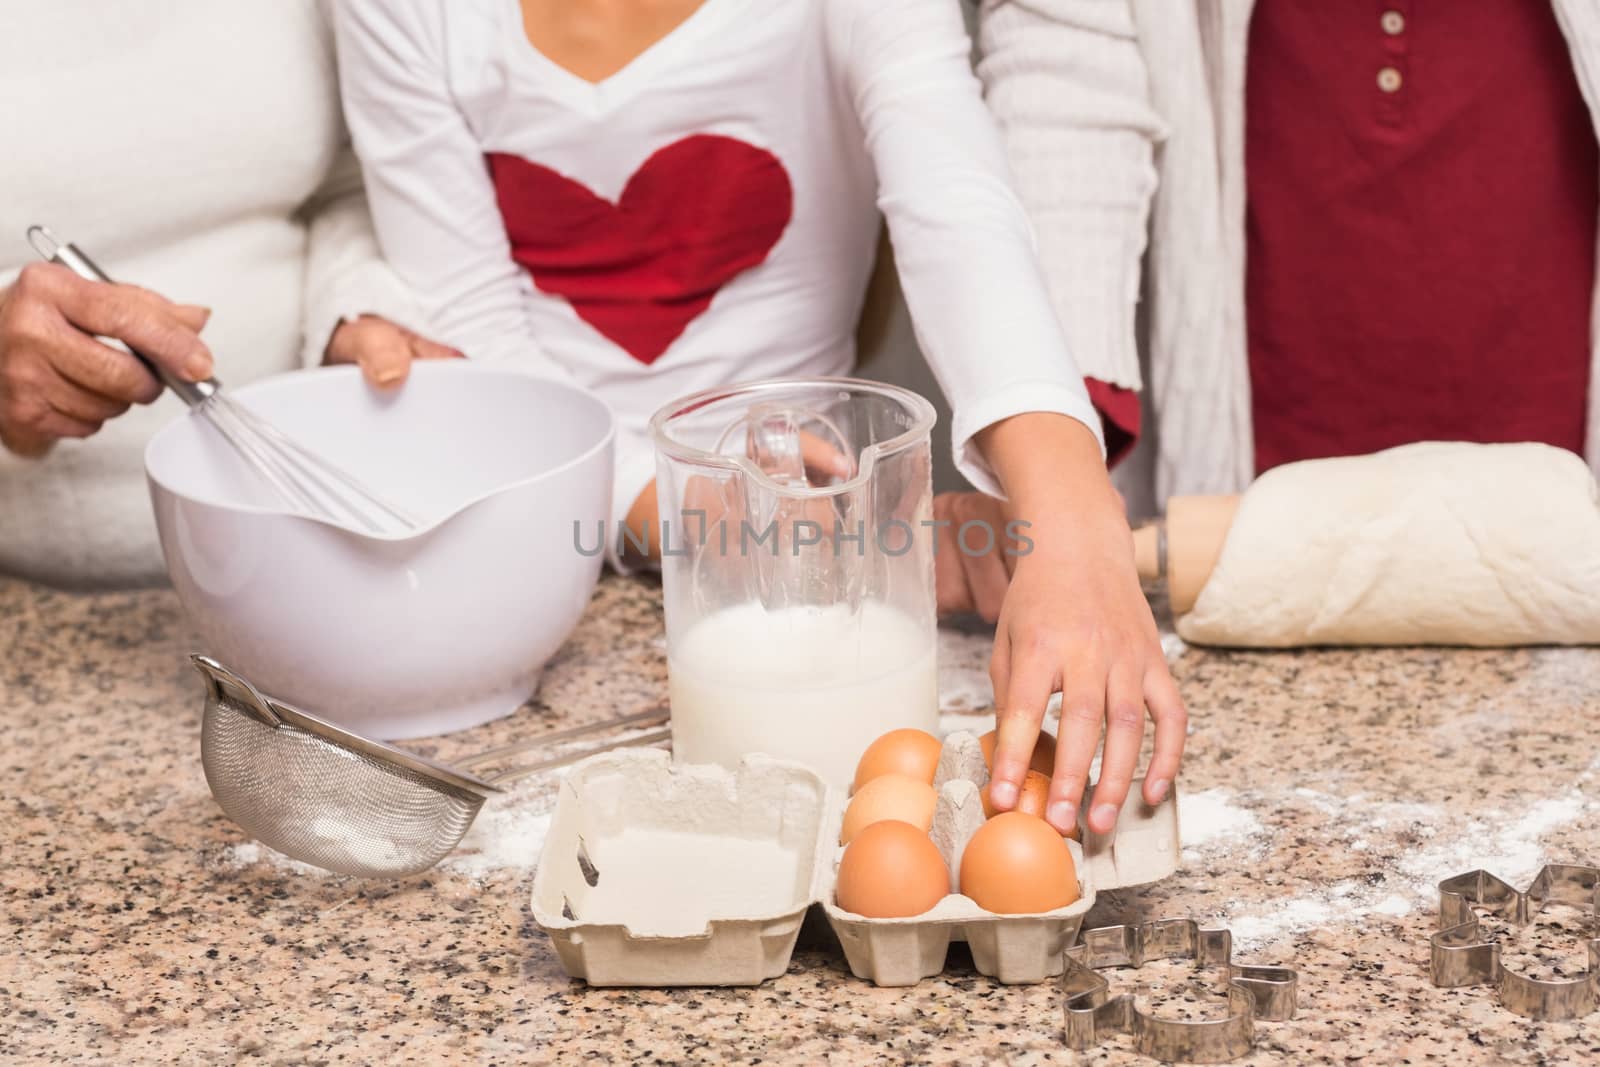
[1131, 495, 1241, 614]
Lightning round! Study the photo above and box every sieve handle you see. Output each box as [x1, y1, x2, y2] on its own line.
[192, 654, 283, 727]
[455, 707, 669, 771]
[485, 727, 673, 787]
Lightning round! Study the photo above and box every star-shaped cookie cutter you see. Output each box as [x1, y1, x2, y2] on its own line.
[1062, 919, 1298, 1063]
[1430, 864, 1600, 1020]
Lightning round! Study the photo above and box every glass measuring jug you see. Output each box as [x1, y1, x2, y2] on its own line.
[650, 377, 941, 786]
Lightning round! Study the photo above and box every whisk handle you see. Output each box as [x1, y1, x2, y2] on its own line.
[26, 225, 217, 408]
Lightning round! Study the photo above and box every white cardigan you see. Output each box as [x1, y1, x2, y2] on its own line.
[977, 0, 1600, 511]
[0, 1, 424, 587]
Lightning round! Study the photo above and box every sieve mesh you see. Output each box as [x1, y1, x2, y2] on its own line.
[202, 699, 487, 878]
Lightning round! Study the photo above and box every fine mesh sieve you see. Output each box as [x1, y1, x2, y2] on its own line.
[194, 656, 670, 878]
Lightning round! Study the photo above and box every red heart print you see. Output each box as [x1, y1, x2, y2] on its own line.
[487, 134, 794, 365]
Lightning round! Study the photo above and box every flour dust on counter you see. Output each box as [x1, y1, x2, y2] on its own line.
[220, 827, 417, 879]
[1178, 788, 1266, 861]
[213, 718, 674, 880]
[1178, 783, 1597, 952]
[219, 777, 563, 881]
[936, 623, 997, 713]
[440, 795, 557, 880]
[221, 841, 336, 878]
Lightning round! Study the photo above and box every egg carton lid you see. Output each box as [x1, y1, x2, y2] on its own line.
[529, 736, 1179, 987]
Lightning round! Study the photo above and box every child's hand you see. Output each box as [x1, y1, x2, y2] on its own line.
[324, 314, 463, 387]
[989, 513, 1184, 837]
[621, 430, 856, 566]
[931, 491, 1019, 624]
[974, 413, 1186, 838]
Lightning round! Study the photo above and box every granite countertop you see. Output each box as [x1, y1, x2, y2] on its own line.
[5, 574, 1600, 1064]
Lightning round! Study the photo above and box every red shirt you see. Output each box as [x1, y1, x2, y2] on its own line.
[1243, 1, 1598, 473]
[1086, 378, 1140, 466]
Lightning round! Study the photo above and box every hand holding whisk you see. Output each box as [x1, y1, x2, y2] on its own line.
[25, 226, 421, 536]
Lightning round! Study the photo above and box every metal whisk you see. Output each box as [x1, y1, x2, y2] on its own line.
[193, 656, 672, 878]
[25, 226, 420, 536]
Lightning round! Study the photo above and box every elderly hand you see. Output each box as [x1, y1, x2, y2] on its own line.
[324, 313, 463, 387]
[0, 263, 213, 458]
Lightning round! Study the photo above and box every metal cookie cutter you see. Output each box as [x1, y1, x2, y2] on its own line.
[1430, 864, 1600, 1020]
[1062, 919, 1298, 1063]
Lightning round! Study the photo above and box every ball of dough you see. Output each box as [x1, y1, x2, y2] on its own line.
[1178, 442, 1600, 647]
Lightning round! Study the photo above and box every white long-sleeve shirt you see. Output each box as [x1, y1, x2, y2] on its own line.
[334, 0, 1105, 544]
[0, 0, 425, 588]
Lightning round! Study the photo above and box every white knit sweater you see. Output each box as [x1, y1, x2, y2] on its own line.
[0, 1, 424, 588]
[978, 0, 1600, 511]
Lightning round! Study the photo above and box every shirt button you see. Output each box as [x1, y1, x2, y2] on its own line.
[1381, 10, 1406, 35]
[1377, 66, 1403, 93]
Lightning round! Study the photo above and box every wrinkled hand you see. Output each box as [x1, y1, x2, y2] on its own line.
[0, 263, 213, 458]
[324, 313, 463, 388]
[987, 499, 1185, 837]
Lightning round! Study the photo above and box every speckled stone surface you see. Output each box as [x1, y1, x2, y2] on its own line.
[4, 574, 1600, 1064]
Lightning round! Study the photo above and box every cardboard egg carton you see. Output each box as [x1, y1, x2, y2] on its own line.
[530, 731, 1180, 988]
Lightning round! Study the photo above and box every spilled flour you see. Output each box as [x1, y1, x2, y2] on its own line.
[220, 775, 567, 881]
[1178, 788, 1263, 861]
[222, 841, 334, 878]
[439, 796, 556, 879]
[217, 724, 666, 881]
[1179, 784, 1595, 952]
[937, 626, 997, 713]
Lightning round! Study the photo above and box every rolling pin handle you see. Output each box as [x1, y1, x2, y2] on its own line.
[1132, 522, 1166, 583]
[1164, 494, 1242, 615]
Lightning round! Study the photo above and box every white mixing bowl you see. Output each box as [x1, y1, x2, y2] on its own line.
[146, 361, 615, 739]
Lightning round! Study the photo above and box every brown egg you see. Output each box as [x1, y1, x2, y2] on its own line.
[840, 774, 937, 844]
[978, 728, 1056, 776]
[982, 769, 1051, 819]
[980, 770, 1082, 841]
[853, 728, 942, 791]
[835, 820, 950, 918]
[959, 811, 1080, 914]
